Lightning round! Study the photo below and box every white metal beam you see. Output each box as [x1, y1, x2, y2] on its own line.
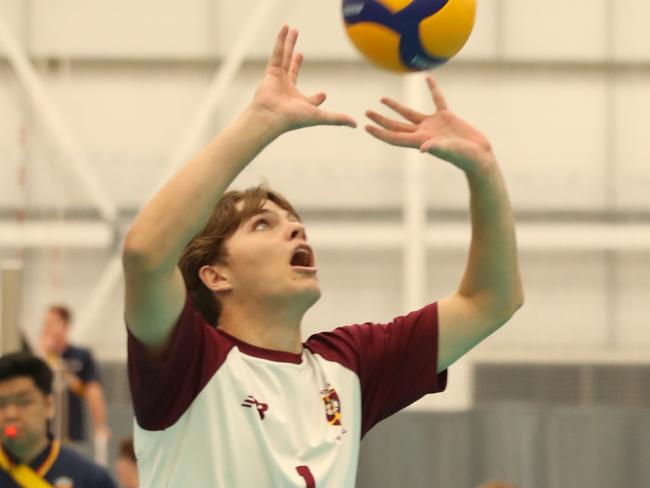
[308, 221, 650, 252]
[502, 222, 650, 252]
[1, 219, 648, 252]
[425, 221, 650, 252]
[0, 10, 117, 222]
[0, 221, 113, 249]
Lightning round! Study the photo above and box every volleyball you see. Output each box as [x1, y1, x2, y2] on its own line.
[342, 0, 476, 72]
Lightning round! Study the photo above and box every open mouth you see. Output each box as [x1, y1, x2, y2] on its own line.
[290, 244, 315, 269]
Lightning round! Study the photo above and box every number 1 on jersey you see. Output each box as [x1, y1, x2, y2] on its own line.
[296, 465, 315, 487]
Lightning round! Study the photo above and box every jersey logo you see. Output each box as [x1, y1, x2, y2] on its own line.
[54, 476, 74, 488]
[241, 395, 269, 420]
[320, 384, 342, 426]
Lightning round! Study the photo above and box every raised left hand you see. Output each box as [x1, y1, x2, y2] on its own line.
[365, 77, 495, 175]
[250, 26, 357, 134]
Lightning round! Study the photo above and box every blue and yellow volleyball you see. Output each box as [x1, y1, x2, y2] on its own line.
[342, 0, 476, 72]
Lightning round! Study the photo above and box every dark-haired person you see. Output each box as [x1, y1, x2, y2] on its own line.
[0, 352, 116, 487]
[123, 26, 523, 486]
[39, 305, 110, 451]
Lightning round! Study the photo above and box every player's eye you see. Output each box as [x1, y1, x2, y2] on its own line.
[15, 396, 33, 408]
[0, 396, 33, 409]
[253, 218, 270, 231]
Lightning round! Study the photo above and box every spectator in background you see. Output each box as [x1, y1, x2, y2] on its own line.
[115, 438, 139, 488]
[39, 305, 111, 447]
[0, 352, 116, 487]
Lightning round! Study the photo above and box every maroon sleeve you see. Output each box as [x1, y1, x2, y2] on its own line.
[305, 302, 447, 437]
[126, 295, 233, 431]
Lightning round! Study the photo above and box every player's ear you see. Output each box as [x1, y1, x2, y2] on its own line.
[45, 393, 55, 420]
[199, 264, 232, 294]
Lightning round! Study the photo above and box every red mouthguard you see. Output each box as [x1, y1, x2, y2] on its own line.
[3, 425, 18, 439]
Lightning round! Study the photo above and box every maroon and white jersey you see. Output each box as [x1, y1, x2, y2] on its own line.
[127, 296, 447, 487]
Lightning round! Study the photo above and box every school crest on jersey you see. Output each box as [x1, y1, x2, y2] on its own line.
[320, 384, 342, 426]
[53, 477, 74, 488]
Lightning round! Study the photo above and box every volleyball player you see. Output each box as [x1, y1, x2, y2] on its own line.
[123, 25, 523, 486]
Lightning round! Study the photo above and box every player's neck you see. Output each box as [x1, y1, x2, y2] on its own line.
[218, 299, 305, 353]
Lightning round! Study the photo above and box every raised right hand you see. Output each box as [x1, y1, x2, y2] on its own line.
[250, 26, 357, 133]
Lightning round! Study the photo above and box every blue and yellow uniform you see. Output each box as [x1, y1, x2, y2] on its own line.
[0, 438, 116, 488]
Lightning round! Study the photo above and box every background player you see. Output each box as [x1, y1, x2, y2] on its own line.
[39, 305, 110, 452]
[0, 352, 116, 487]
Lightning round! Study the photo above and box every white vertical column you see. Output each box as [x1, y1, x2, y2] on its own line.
[401, 74, 473, 412]
[402, 74, 427, 312]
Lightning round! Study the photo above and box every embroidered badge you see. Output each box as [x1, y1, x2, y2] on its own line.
[320, 384, 342, 426]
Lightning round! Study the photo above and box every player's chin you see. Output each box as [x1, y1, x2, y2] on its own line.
[294, 282, 322, 307]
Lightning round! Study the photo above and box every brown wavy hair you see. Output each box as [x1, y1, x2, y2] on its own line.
[178, 185, 299, 326]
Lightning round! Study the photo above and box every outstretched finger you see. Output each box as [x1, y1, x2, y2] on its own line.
[381, 97, 426, 124]
[289, 52, 303, 84]
[267, 26, 289, 70]
[426, 77, 449, 111]
[365, 124, 420, 148]
[282, 29, 299, 71]
[307, 92, 327, 106]
[365, 110, 416, 133]
[310, 108, 357, 128]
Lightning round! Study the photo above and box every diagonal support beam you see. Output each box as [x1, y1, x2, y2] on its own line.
[0, 11, 117, 222]
[74, 0, 287, 342]
[153, 0, 287, 193]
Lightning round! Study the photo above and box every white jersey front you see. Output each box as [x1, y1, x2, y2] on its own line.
[127, 296, 447, 487]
